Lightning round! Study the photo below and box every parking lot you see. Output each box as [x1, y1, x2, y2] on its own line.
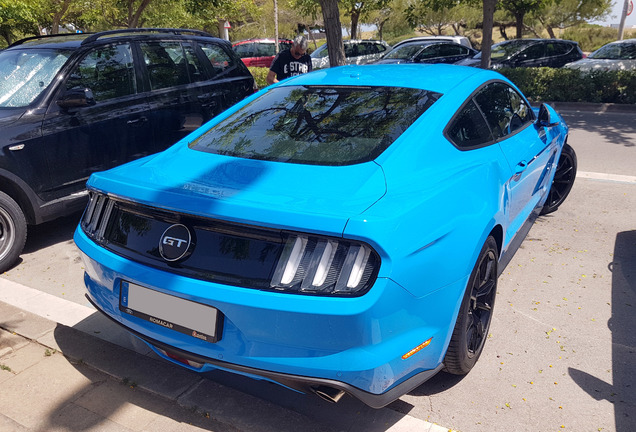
[1, 109, 635, 432]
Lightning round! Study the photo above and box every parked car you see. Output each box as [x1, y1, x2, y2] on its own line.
[75, 63, 576, 408]
[0, 28, 256, 272]
[458, 38, 583, 68]
[311, 39, 390, 69]
[565, 39, 636, 71]
[392, 35, 473, 50]
[232, 38, 293, 68]
[375, 41, 477, 65]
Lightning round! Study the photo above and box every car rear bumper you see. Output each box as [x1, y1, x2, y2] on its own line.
[75, 226, 464, 406]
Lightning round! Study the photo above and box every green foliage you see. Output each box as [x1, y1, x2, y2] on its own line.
[562, 25, 634, 52]
[499, 67, 636, 104]
[248, 66, 269, 89]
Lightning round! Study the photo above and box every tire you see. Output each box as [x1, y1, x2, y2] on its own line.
[540, 143, 577, 215]
[0, 191, 27, 273]
[444, 236, 498, 375]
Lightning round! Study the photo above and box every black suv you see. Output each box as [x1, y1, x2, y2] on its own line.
[0, 28, 255, 272]
[458, 38, 583, 69]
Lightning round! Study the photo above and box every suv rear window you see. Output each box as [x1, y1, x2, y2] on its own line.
[189, 85, 441, 165]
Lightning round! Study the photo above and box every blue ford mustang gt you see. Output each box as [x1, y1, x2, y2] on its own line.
[74, 64, 576, 408]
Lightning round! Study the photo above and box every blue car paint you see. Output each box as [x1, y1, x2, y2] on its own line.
[74, 64, 569, 407]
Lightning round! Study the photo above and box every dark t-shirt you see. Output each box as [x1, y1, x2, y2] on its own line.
[269, 49, 312, 81]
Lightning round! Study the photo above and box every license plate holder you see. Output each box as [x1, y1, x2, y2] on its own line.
[120, 281, 222, 343]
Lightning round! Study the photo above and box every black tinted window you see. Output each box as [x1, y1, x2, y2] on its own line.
[447, 100, 493, 148]
[190, 85, 441, 165]
[200, 43, 233, 78]
[474, 82, 533, 140]
[140, 41, 189, 90]
[66, 43, 136, 101]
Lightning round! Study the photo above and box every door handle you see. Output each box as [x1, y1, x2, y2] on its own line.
[512, 161, 528, 181]
[127, 116, 148, 125]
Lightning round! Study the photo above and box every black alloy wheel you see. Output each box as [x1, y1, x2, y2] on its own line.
[444, 236, 498, 375]
[541, 143, 577, 215]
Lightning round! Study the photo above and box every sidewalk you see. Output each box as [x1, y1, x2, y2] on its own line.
[0, 279, 451, 432]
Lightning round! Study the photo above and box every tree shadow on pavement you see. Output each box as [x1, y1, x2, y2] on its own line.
[563, 112, 636, 148]
[568, 230, 636, 432]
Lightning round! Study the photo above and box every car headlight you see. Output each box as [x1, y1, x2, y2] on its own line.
[271, 233, 380, 295]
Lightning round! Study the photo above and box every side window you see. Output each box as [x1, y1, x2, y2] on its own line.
[66, 43, 136, 102]
[199, 43, 234, 78]
[417, 45, 440, 60]
[520, 43, 545, 60]
[182, 43, 206, 83]
[376, 44, 388, 54]
[474, 82, 532, 140]
[447, 99, 493, 148]
[140, 41, 189, 90]
[439, 44, 466, 57]
[344, 44, 357, 57]
[233, 43, 254, 58]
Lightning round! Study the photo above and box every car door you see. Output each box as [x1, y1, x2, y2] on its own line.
[514, 42, 548, 67]
[474, 82, 557, 239]
[197, 41, 253, 119]
[139, 40, 208, 150]
[40, 42, 151, 201]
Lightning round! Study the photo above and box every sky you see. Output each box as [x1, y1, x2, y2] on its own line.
[594, 0, 636, 28]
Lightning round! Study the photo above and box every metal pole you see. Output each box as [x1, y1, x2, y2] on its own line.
[618, 0, 629, 40]
[274, 0, 279, 54]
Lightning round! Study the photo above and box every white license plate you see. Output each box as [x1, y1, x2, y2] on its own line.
[120, 281, 221, 343]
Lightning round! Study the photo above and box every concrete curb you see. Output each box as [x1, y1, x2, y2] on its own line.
[0, 277, 452, 432]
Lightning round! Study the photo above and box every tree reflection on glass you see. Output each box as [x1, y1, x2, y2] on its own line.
[190, 85, 441, 166]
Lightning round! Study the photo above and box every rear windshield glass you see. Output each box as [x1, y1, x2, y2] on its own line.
[189, 85, 441, 165]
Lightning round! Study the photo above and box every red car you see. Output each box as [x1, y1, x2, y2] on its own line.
[232, 38, 293, 67]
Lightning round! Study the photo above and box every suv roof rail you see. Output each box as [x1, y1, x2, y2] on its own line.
[81, 28, 214, 45]
[9, 32, 92, 48]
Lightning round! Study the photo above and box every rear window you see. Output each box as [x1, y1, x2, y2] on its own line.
[189, 85, 441, 165]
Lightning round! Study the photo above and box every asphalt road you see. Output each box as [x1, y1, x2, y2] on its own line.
[2, 109, 635, 432]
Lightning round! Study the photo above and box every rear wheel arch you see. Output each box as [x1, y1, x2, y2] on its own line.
[0, 175, 37, 225]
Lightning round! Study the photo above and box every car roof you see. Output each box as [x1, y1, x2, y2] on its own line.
[232, 38, 293, 46]
[7, 28, 225, 51]
[275, 63, 493, 95]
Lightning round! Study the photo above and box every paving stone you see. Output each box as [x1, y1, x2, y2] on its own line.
[44, 403, 135, 432]
[0, 328, 29, 358]
[0, 302, 56, 341]
[0, 351, 101, 429]
[0, 341, 49, 374]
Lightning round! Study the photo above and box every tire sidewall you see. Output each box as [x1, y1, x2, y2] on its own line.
[0, 191, 27, 273]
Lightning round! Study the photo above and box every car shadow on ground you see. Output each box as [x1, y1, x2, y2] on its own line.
[23, 211, 84, 254]
[568, 230, 636, 432]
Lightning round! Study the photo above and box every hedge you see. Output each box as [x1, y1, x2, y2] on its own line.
[499, 68, 636, 105]
[249, 66, 636, 105]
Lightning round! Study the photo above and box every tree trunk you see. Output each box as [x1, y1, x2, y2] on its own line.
[128, 0, 153, 28]
[515, 12, 524, 39]
[51, 0, 73, 34]
[481, 0, 496, 69]
[319, 0, 345, 67]
[351, 11, 360, 39]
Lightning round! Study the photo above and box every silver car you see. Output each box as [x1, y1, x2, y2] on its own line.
[311, 39, 391, 69]
[565, 39, 636, 72]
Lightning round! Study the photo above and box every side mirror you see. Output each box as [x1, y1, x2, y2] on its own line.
[57, 88, 96, 110]
[536, 103, 559, 127]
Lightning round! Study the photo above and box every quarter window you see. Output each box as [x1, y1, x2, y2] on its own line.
[66, 44, 136, 101]
[447, 100, 493, 148]
[200, 43, 233, 78]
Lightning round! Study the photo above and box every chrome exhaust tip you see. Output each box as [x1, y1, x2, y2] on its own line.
[312, 386, 346, 403]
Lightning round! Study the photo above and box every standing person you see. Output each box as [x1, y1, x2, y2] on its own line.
[267, 35, 312, 85]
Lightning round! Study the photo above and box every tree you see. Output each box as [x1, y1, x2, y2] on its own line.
[481, 0, 496, 68]
[0, 0, 39, 45]
[500, 0, 546, 38]
[534, 0, 611, 38]
[340, 0, 391, 39]
[318, 0, 345, 66]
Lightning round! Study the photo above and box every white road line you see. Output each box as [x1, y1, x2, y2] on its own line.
[578, 171, 636, 184]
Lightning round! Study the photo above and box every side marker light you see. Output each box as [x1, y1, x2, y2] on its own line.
[401, 337, 433, 360]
